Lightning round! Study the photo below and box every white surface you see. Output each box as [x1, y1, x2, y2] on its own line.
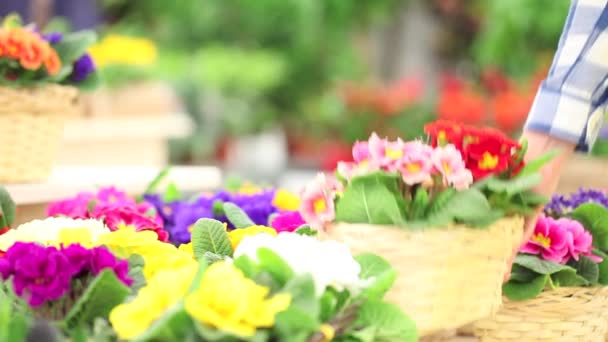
[63, 112, 193, 142]
[6, 165, 222, 205]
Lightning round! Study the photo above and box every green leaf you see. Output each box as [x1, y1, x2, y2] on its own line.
[63, 270, 131, 329]
[190, 219, 233, 259]
[144, 167, 171, 194]
[281, 274, 319, 315]
[233, 255, 260, 279]
[573, 256, 599, 285]
[162, 182, 181, 202]
[73, 69, 101, 91]
[513, 254, 573, 275]
[569, 203, 608, 250]
[53, 31, 97, 64]
[202, 252, 226, 264]
[551, 268, 589, 287]
[353, 300, 417, 342]
[127, 254, 147, 293]
[503, 274, 548, 301]
[408, 187, 429, 220]
[335, 173, 405, 225]
[595, 249, 608, 285]
[355, 253, 397, 300]
[0, 186, 16, 228]
[509, 264, 540, 283]
[517, 150, 557, 177]
[256, 248, 295, 287]
[274, 275, 320, 339]
[425, 188, 495, 227]
[223, 202, 255, 228]
[484, 173, 542, 196]
[294, 225, 317, 236]
[426, 188, 456, 216]
[131, 304, 193, 342]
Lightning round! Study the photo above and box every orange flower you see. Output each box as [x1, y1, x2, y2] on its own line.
[3, 28, 26, 59]
[20, 38, 49, 70]
[44, 50, 61, 75]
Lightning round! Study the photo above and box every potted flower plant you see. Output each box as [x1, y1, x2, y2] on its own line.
[473, 190, 608, 341]
[0, 14, 99, 183]
[299, 120, 552, 337]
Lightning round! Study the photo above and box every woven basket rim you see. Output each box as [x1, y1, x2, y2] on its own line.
[500, 286, 608, 317]
[0, 84, 78, 115]
[326, 215, 522, 232]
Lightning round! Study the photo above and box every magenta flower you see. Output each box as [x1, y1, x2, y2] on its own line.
[397, 141, 434, 185]
[300, 173, 338, 229]
[562, 219, 602, 263]
[0, 242, 74, 306]
[521, 216, 603, 264]
[271, 211, 306, 232]
[47, 192, 95, 218]
[89, 246, 132, 286]
[91, 204, 169, 242]
[431, 144, 473, 190]
[368, 133, 406, 171]
[96, 187, 135, 206]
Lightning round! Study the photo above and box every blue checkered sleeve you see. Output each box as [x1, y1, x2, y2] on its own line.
[525, 0, 608, 151]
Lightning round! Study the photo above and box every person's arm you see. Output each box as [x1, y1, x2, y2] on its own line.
[506, 0, 608, 280]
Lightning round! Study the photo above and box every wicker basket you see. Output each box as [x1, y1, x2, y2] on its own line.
[0, 85, 78, 183]
[472, 287, 608, 342]
[321, 216, 524, 337]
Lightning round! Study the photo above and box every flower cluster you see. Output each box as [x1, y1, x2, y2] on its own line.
[47, 187, 168, 242]
[0, 242, 131, 306]
[143, 187, 302, 244]
[0, 217, 110, 252]
[339, 76, 424, 116]
[0, 26, 60, 76]
[424, 120, 523, 180]
[520, 216, 601, 264]
[235, 232, 370, 296]
[545, 188, 608, 217]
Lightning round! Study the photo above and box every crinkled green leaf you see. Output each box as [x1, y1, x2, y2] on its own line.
[569, 203, 608, 251]
[355, 253, 397, 300]
[517, 150, 557, 177]
[551, 268, 589, 287]
[0, 186, 16, 228]
[63, 270, 131, 329]
[127, 254, 147, 294]
[191, 219, 233, 258]
[425, 188, 495, 227]
[503, 274, 548, 301]
[573, 255, 599, 285]
[408, 187, 429, 220]
[223, 202, 255, 228]
[514, 254, 572, 275]
[594, 249, 608, 285]
[335, 173, 405, 225]
[294, 225, 317, 236]
[484, 173, 542, 196]
[256, 248, 294, 287]
[353, 300, 417, 342]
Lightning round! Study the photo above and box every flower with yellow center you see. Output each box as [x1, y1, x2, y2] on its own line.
[385, 147, 403, 160]
[313, 198, 327, 214]
[272, 189, 301, 211]
[185, 261, 291, 338]
[95, 229, 196, 280]
[237, 182, 263, 195]
[110, 264, 198, 339]
[478, 152, 499, 170]
[531, 233, 551, 248]
[319, 324, 335, 342]
[89, 34, 157, 68]
[227, 226, 277, 250]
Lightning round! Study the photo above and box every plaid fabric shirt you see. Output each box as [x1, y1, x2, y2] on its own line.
[525, 0, 608, 151]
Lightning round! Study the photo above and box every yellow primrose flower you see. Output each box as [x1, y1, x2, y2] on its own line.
[228, 226, 277, 250]
[89, 34, 157, 68]
[54, 228, 94, 248]
[110, 264, 198, 339]
[185, 261, 291, 337]
[178, 243, 194, 256]
[237, 182, 263, 195]
[95, 229, 195, 280]
[272, 189, 301, 211]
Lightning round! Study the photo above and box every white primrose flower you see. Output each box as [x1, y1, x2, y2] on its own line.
[0, 217, 110, 251]
[234, 232, 369, 296]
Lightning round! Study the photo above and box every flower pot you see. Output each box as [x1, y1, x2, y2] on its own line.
[0, 85, 78, 183]
[472, 287, 608, 342]
[321, 216, 524, 337]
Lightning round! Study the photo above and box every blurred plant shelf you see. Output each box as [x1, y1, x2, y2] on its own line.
[59, 112, 193, 166]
